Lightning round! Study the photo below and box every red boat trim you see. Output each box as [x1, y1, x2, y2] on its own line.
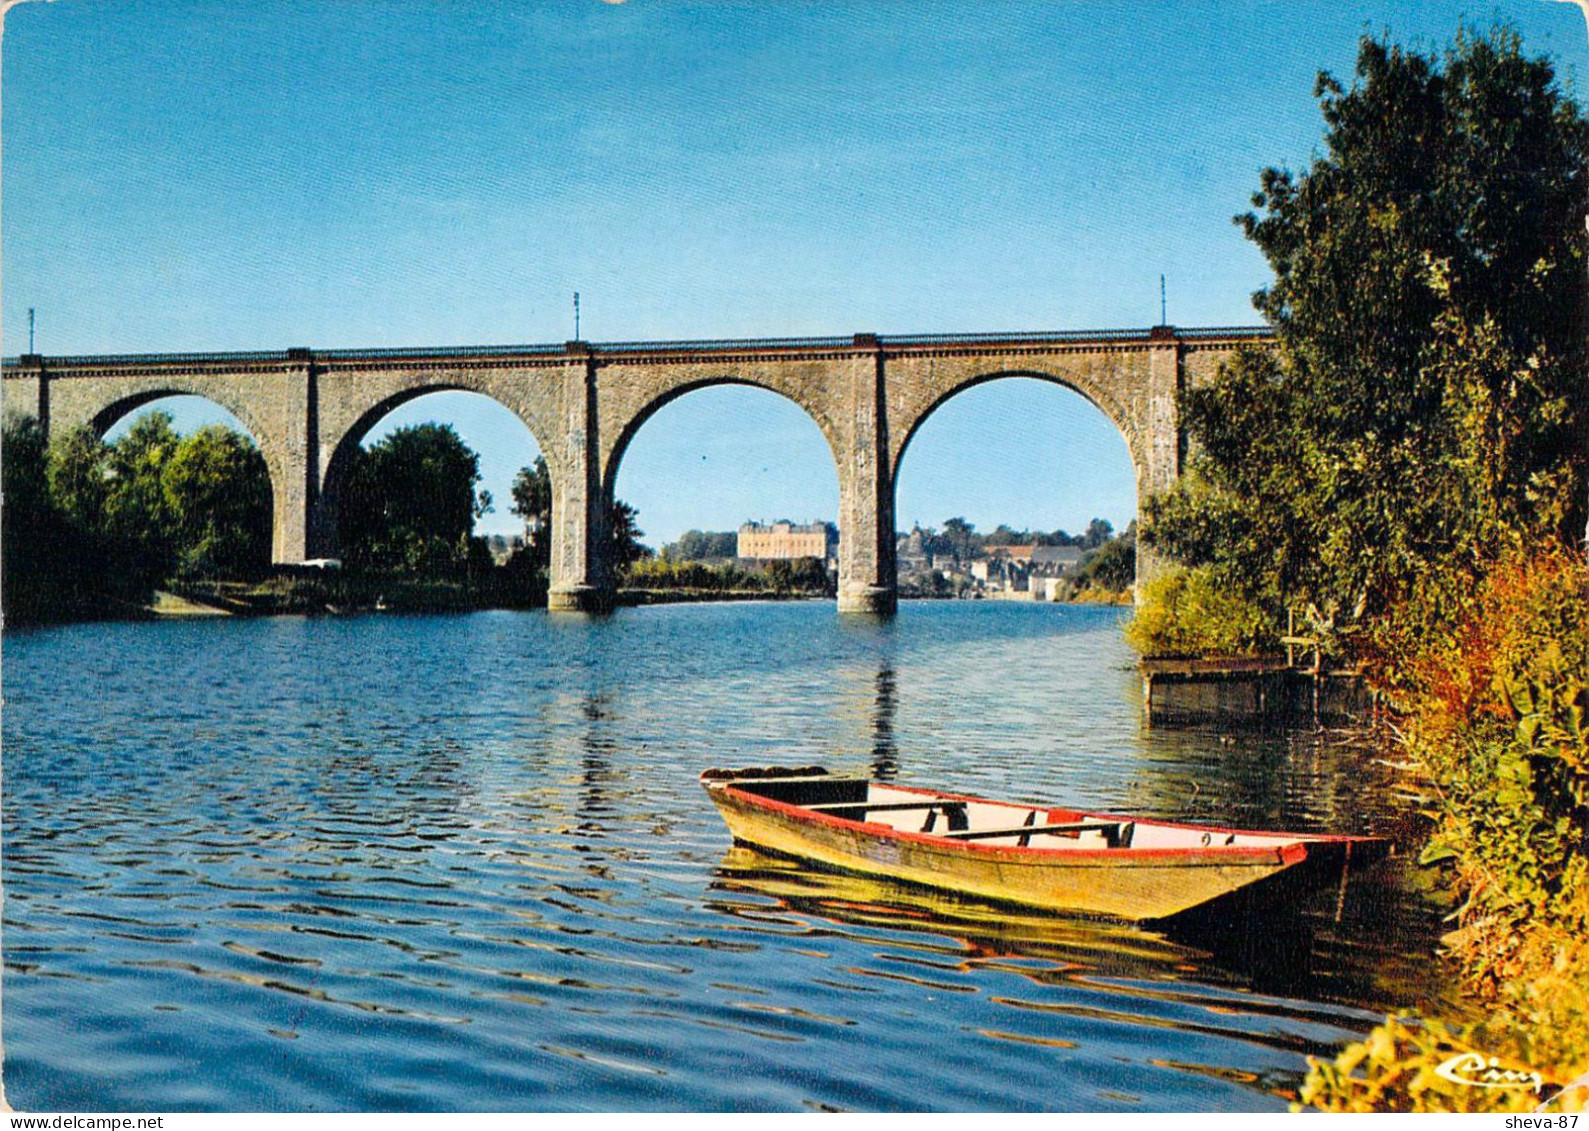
[717, 782, 1328, 865]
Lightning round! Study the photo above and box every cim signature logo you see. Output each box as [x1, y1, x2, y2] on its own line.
[1435, 1052, 1545, 1093]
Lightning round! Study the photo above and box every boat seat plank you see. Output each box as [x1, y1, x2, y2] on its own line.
[941, 821, 1130, 846]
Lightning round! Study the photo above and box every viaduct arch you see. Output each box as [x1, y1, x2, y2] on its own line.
[2, 326, 1268, 613]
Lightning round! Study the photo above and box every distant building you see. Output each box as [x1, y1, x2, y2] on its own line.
[896, 525, 932, 573]
[1032, 576, 1067, 602]
[972, 547, 1032, 592]
[1030, 545, 1085, 575]
[738, 520, 838, 563]
[989, 544, 1036, 566]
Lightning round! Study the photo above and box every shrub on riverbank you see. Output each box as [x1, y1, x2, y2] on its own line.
[1300, 549, 1589, 1111]
[622, 556, 830, 596]
[3, 414, 156, 624]
[1123, 567, 1276, 656]
[1065, 585, 1132, 607]
[1377, 551, 1589, 989]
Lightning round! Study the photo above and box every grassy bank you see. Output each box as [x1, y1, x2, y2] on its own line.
[168, 570, 545, 617]
[616, 587, 823, 606]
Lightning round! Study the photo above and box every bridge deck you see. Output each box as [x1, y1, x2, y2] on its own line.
[3, 325, 1271, 371]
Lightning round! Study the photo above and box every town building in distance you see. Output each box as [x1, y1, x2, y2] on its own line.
[737, 520, 838, 565]
[893, 525, 1113, 601]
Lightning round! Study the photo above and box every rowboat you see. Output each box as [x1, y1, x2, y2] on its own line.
[700, 766, 1389, 923]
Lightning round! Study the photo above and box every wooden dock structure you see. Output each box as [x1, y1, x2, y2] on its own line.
[1140, 656, 1371, 726]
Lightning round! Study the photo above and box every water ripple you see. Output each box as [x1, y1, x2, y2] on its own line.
[4, 604, 1451, 1111]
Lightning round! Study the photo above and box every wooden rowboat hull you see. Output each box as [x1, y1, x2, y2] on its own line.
[701, 767, 1384, 923]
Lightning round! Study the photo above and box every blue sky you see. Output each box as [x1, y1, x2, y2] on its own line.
[11, 1, 1588, 542]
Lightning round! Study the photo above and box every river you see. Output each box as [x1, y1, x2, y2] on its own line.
[2, 601, 1452, 1111]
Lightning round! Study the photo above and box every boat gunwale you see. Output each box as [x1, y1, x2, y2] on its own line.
[708, 776, 1372, 866]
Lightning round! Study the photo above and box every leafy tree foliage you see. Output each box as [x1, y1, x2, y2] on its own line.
[981, 524, 1089, 548]
[1075, 523, 1135, 592]
[510, 456, 552, 527]
[49, 412, 272, 583]
[341, 423, 489, 574]
[1082, 518, 1114, 550]
[4, 414, 50, 516]
[1142, 28, 1589, 650]
[48, 426, 113, 532]
[510, 456, 553, 571]
[937, 517, 979, 561]
[913, 516, 1117, 561]
[162, 425, 272, 576]
[764, 556, 831, 594]
[3, 411, 273, 622]
[665, 530, 739, 561]
[609, 500, 650, 568]
[2, 414, 125, 622]
[1124, 567, 1277, 657]
[623, 555, 830, 596]
[103, 412, 182, 579]
[504, 455, 648, 581]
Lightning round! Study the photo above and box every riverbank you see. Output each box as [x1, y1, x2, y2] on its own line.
[615, 587, 825, 606]
[164, 573, 545, 617]
[12, 575, 1123, 626]
[1292, 550, 1589, 1112]
[169, 577, 833, 616]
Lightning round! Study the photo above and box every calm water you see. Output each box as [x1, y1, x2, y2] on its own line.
[2, 602, 1450, 1112]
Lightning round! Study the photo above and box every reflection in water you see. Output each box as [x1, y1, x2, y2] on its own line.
[705, 845, 1381, 1099]
[870, 666, 898, 780]
[710, 842, 1412, 1015]
[711, 845, 1208, 975]
[579, 691, 619, 825]
[2, 602, 1452, 1112]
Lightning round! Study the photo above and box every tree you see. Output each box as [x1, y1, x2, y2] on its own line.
[4, 414, 71, 621]
[609, 500, 650, 568]
[162, 425, 272, 576]
[1141, 27, 1589, 646]
[765, 556, 830, 594]
[510, 457, 552, 527]
[1076, 523, 1136, 592]
[510, 457, 553, 569]
[103, 411, 182, 579]
[940, 517, 978, 561]
[506, 457, 647, 578]
[48, 426, 112, 532]
[4, 414, 51, 520]
[5, 414, 149, 622]
[341, 423, 487, 574]
[667, 529, 738, 561]
[1082, 518, 1114, 549]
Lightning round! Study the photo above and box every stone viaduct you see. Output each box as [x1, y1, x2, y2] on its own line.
[1, 326, 1269, 613]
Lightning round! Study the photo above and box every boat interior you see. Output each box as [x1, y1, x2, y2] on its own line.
[718, 770, 1310, 852]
